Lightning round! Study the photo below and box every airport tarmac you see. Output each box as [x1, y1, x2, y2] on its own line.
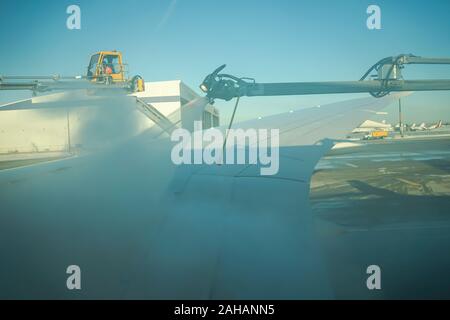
[0, 151, 70, 170]
[310, 136, 450, 299]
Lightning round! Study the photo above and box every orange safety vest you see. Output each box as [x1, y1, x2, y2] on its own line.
[104, 65, 113, 75]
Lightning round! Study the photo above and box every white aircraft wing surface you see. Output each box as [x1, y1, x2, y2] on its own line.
[0, 93, 402, 299]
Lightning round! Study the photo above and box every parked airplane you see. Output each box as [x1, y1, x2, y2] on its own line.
[428, 120, 443, 130]
[410, 120, 443, 131]
[411, 122, 427, 131]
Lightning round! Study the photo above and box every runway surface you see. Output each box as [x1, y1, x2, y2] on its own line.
[311, 137, 450, 299]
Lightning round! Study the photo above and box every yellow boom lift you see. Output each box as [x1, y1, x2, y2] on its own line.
[0, 50, 145, 94]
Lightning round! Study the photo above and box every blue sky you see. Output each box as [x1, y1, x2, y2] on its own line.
[1, 0, 449, 123]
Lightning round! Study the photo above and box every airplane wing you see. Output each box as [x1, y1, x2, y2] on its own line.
[0, 90, 132, 111]
[0, 93, 404, 299]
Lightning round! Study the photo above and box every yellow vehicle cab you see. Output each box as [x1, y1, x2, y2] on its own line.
[87, 50, 144, 92]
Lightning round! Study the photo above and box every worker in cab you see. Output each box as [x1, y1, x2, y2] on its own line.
[104, 65, 113, 75]
[103, 62, 113, 75]
[102, 56, 114, 75]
